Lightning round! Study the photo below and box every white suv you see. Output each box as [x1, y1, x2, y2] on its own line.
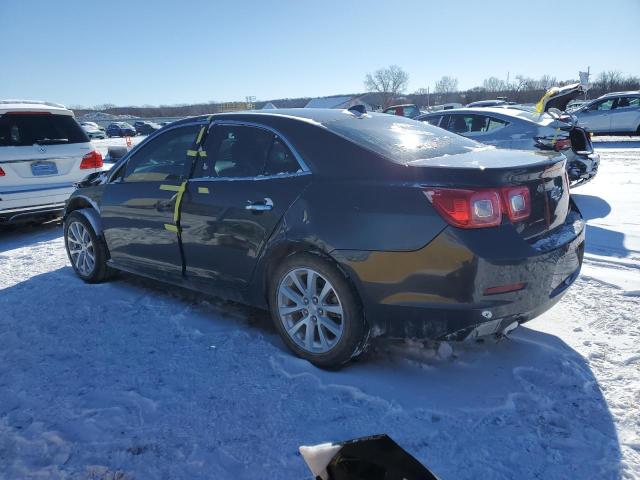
[0, 100, 103, 223]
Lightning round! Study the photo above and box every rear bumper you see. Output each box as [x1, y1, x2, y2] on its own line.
[333, 204, 585, 340]
[0, 184, 75, 222]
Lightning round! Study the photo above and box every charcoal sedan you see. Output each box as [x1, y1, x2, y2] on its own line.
[63, 109, 585, 368]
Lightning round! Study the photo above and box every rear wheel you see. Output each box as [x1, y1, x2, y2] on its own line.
[64, 211, 111, 283]
[269, 253, 369, 368]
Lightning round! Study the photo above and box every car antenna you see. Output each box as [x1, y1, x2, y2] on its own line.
[347, 104, 367, 116]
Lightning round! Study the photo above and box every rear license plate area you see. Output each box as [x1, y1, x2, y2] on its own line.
[31, 161, 58, 176]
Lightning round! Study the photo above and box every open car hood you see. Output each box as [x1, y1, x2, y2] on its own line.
[536, 83, 585, 113]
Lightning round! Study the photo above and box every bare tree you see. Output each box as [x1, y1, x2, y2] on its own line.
[482, 77, 507, 92]
[434, 76, 459, 102]
[364, 65, 409, 108]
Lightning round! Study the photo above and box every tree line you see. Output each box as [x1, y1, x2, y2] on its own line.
[72, 67, 640, 118]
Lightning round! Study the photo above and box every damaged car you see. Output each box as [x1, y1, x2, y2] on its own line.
[63, 109, 585, 368]
[418, 83, 600, 187]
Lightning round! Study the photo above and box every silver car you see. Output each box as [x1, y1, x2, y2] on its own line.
[572, 91, 640, 135]
[417, 106, 600, 187]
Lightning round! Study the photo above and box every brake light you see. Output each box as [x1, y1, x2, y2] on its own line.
[500, 186, 531, 221]
[424, 186, 531, 228]
[424, 188, 502, 228]
[0, 167, 5, 176]
[80, 150, 103, 169]
[553, 138, 572, 151]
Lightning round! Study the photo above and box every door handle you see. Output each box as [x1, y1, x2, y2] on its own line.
[245, 197, 273, 211]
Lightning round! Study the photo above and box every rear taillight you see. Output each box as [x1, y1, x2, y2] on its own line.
[0, 167, 5, 176]
[80, 150, 103, 169]
[553, 138, 572, 151]
[424, 188, 502, 228]
[535, 136, 571, 151]
[424, 186, 531, 229]
[501, 186, 531, 221]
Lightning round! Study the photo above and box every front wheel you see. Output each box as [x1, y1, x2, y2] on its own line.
[269, 253, 369, 369]
[64, 211, 111, 283]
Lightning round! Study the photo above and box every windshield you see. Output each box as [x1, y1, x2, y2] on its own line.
[324, 113, 481, 164]
[0, 113, 89, 146]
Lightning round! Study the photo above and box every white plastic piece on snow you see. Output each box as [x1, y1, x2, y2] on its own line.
[437, 341, 453, 359]
[299, 442, 342, 480]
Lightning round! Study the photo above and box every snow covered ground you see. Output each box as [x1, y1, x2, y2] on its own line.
[0, 138, 638, 479]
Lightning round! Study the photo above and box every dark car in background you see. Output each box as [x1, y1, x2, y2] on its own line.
[418, 106, 599, 187]
[106, 122, 136, 137]
[382, 104, 421, 118]
[134, 120, 162, 135]
[63, 109, 584, 368]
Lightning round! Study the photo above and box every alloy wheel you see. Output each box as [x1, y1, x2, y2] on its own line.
[67, 221, 96, 276]
[277, 267, 345, 354]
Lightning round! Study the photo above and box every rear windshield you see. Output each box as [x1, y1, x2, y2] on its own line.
[0, 113, 89, 146]
[324, 113, 480, 164]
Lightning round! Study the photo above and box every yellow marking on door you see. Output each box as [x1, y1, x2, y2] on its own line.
[198, 186, 210, 194]
[187, 149, 198, 157]
[173, 181, 188, 223]
[196, 126, 206, 145]
[159, 184, 181, 192]
[164, 223, 178, 232]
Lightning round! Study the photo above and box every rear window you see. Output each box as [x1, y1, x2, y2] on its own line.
[324, 113, 480, 164]
[0, 113, 89, 146]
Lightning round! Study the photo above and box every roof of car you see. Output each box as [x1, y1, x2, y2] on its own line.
[599, 91, 640, 98]
[170, 108, 377, 128]
[0, 99, 72, 115]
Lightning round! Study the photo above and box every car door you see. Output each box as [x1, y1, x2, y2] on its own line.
[611, 96, 640, 133]
[577, 98, 614, 132]
[100, 123, 201, 277]
[179, 121, 312, 292]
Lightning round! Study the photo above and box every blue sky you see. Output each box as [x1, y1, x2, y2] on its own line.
[1, 0, 639, 107]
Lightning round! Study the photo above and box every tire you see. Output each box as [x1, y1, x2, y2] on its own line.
[64, 211, 111, 283]
[269, 253, 369, 369]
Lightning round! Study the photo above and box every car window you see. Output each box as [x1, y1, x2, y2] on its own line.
[123, 125, 199, 182]
[324, 113, 480, 165]
[197, 125, 273, 178]
[403, 106, 419, 117]
[615, 96, 640, 109]
[445, 114, 507, 134]
[264, 137, 301, 175]
[589, 99, 614, 111]
[422, 115, 442, 127]
[0, 113, 89, 146]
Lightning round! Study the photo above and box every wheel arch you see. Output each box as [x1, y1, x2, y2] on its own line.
[254, 239, 364, 316]
[64, 196, 103, 238]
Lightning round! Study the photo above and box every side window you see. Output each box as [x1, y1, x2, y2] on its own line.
[423, 115, 442, 126]
[264, 137, 301, 175]
[202, 125, 272, 178]
[486, 117, 508, 132]
[615, 96, 639, 109]
[123, 125, 199, 182]
[447, 114, 471, 133]
[590, 99, 614, 111]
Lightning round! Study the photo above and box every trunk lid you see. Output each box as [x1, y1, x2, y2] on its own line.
[407, 148, 570, 240]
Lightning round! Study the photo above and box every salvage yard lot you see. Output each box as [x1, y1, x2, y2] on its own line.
[0, 138, 639, 479]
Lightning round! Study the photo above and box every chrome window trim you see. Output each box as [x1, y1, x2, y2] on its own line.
[190, 119, 311, 180]
[106, 120, 208, 183]
[188, 170, 311, 183]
